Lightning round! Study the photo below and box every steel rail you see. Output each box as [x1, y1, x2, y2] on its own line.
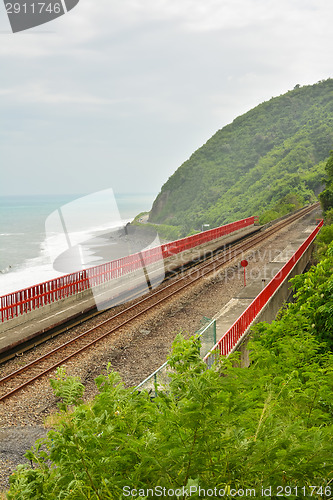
[0, 203, 319, 402]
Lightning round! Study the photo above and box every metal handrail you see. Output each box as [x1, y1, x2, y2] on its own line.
[203, 220, 324, 367]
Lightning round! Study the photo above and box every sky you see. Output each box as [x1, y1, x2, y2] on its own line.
[0, 0, 333, 199]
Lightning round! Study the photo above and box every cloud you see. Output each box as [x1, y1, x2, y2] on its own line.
[0, 81, 120, 106]
[0, 0, 332, 196]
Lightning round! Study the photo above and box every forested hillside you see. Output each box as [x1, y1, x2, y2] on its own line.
[149, 79, 333, 234]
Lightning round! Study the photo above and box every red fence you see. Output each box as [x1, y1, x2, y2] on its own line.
[160, 217, 256, 258]
[0, 216, 256, 323]
[203, 220, 324, 366]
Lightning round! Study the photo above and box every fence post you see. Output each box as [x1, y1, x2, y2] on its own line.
[154, 373, 158, 397]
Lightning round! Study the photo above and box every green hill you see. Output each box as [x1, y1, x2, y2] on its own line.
[149, 79, 333, 233]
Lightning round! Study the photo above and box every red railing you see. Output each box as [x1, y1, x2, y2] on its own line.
[203, 220, 324, 366]
[0, 217, 255, 323]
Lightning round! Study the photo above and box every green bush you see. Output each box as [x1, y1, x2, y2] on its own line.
[324, 208, 333, 225]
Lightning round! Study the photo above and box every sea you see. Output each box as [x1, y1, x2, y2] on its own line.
[0, 192, 156, 297]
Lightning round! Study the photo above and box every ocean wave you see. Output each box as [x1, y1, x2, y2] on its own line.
[0, 233, 25, 236]
[0, 254, 62, 296]
[0, 220, 131, 297]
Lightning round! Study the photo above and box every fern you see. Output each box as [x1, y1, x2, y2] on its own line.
[49, 367, 85, 411]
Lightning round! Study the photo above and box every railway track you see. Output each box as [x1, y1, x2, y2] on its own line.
[0, 203, 320, 402]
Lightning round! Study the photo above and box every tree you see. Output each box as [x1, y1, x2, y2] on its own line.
[319, 151, 333, 213]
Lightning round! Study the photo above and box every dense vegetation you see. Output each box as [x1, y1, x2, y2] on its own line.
[131, 213, 183, 242]
[6, 234, 333, 499]
[149, 79, 333, 234]
[319, 150, 333, 215]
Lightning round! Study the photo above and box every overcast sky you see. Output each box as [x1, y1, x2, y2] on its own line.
[0, 0, 332, 198]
